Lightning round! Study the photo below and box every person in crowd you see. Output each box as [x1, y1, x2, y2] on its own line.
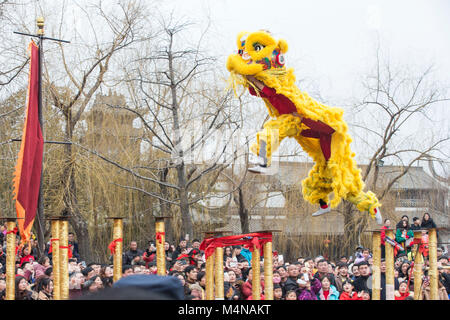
[334, 262, 350, 293]
[184, 265, 199, 288]
[394, 281, 413, 300]
[349, 263, 360, 281]
[33, 256, 51, 279]
[35, 277, 53, 300]
[122, 265, 134, 278]
[19, 245, 35, 267]
[284, 264, 300, 293]
[223, 246, 232, 260]
[69, 271, 84, 299]
[396, 215, 410, 230]
[241, 267, 264, 300]
[276, 265, 288, 289]
[360, 290, 371, 300]
[231, 245, 247, 263]
[339, 280, 361, 300]
[297, 272, 321, 300]
[354, 248, 372, 265]
[421, 212, 437, 230]
[100, 265, 114, 288]
[273, 283, 284, 300]
[224, 270, 240, 300]
[196, 271, 206, 290]
[164, 241, 173, 265]
[314, 259, 336, 286]
[353, 261, 371, 296]
[191, 239, 201, 250]
[15, 275, 35, 300]
[397, 261, 411, 283]
[396, 219, 414, 256]
[124, 241, 144, 265]
[317, 275, 339, 300]
[410, 217, 421, 231]
[68, 232, 80, 261]
[189, 283, 204, 300]
[172, 239, 188, 261]
[380, 218, 391, 259]
[285, 290, 297, 300]
[143, 241, 156, 268]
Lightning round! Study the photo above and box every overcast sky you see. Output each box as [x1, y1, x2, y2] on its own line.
[156, 0, 450, 101]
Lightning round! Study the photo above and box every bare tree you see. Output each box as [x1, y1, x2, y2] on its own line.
[43, 0, 148, 261]
[80, 17, 243, 239]
[341, 49, 450, 251]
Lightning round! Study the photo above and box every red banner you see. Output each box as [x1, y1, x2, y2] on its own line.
[12, 40, 43, 245]
[199, 232, 272, 259]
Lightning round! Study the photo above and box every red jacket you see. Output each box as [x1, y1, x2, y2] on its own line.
[339, 291, 362, 300]
[241, 280, 265, 300]
[395, 291, 411, 300]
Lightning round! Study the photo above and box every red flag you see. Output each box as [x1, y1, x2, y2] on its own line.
[12, 40, 43, 245]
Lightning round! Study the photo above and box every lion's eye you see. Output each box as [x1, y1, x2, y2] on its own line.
[253, 43, 264, 52]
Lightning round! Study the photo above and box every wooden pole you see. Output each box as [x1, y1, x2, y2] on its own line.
[371, 231, 381, 300]
[214, 247, 224, 300]
[112, 218, 123, 282]
[251, 246, 261, 300]
[385, 229, 395, 300]
[205, 251, 215, 300]
[413, 231, 423, 300]
[50, 219, 61, 300]
[428, 228, 438, 300]
[263, 239, 273, 300]
[59, 218, 69, 300]
[155, 217, 166, 276]
[5, 219, 17, 300]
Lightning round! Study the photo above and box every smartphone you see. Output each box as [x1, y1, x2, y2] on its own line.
[185, 234, 189, 241]
[80, 261, 86, 268]
[303, 273, 309, 281]
[230, 261, 237, 268]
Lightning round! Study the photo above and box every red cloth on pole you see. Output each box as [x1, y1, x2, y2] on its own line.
[156, 232, 165, 244]
[12, 40, 43, 245]
[59, 245, 73, 259]
[108, 238, 123, 254]
[48, 238, 59, 254]
[199, 232, 272, 260]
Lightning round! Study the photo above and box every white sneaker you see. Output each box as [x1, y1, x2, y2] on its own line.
[374, 207, 382, 225]
[312, 205, 331, 217]
[248, 165, 270, 174]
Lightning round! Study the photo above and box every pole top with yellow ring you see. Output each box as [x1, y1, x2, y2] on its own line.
[36, 17, 44, 35]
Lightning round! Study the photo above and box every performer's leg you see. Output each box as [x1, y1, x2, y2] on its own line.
[249, 115, 300, 173]
[312, 198, 331, 217]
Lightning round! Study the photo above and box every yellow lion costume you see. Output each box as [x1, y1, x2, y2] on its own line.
[226, 30, 381, 221]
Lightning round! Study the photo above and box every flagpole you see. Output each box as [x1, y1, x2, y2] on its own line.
[35, 17, 46, 258]
[13, 18, 69, 259]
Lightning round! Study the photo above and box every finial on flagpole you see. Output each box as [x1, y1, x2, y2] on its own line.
[37, 17, 44, 36]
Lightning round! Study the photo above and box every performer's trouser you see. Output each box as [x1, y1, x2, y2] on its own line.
[250, 114, 334, 166]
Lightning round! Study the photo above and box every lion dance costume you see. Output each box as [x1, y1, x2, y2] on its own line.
[226, 30, 381, 222]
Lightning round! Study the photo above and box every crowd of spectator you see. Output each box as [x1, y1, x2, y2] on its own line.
[0, 212, 448, 300]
